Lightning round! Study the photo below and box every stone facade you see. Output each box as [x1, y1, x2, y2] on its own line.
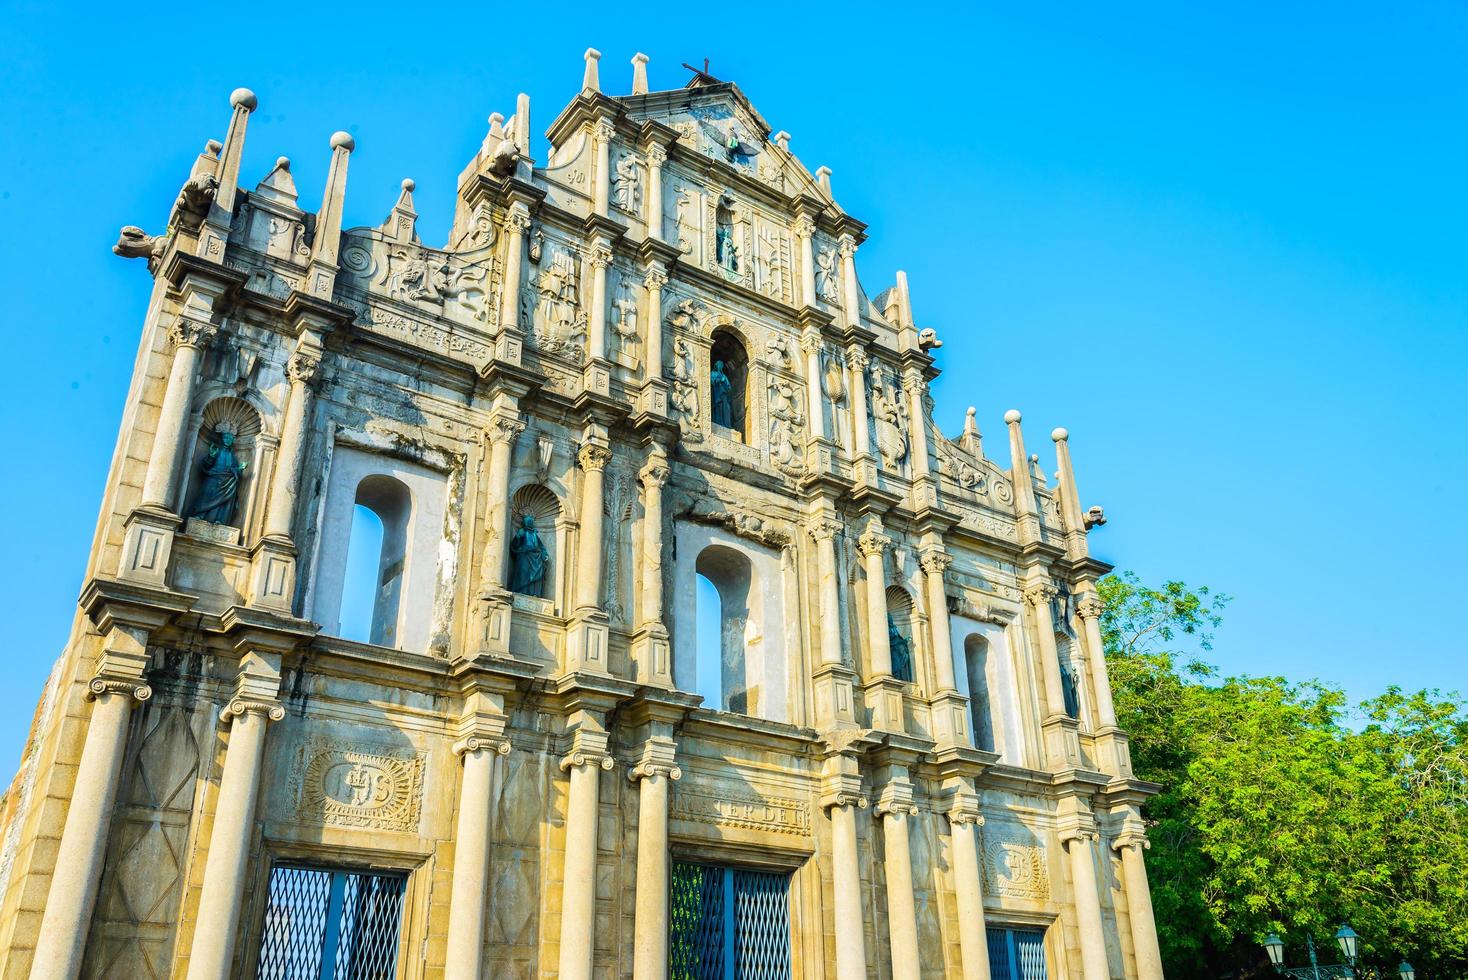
[0, 51, 1164, 980]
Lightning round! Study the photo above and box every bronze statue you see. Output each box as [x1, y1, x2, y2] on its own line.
[710, 360, 734, 429]
[509, 514, 549, 597]
[187, 426, 247, 525]
[888, 614, 913, 682]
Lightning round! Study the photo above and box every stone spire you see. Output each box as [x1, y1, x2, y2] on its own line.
[583, 48, 602, 93]
[305, 131, 355, 298]
[631, 53, 649, 95]
[962, 407, 983, 458]
[253, 157, 298, 206]
[380, 178, 419, 244]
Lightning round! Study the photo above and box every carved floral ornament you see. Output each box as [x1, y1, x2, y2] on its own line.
[285, 348, 321, 385]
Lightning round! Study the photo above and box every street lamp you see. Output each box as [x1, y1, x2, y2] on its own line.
[1397, 962, 1415, 980]
[1261, 925, 1385, 980]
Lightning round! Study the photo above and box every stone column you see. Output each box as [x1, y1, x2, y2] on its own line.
[645, 144, 667, 241]
[632, 453, 672, 685]
[825, 791, 870, 980]
[141, 317, 217, 509]
[800, 331, 827, 441]
[643, 266, 668, 381]
[30, 667, 151, 980]
[921, 548, 956, 691]
[1024, 581, 1080, 768]
[903, 372, 932, 480]
[588, 242, 612, 364]
[263, 345, 320, 538]
[557, 743, 614, 980]
[946, 794, 992, 980]
[839, 235, 861, 328]
[477, 412, 526, 593]
[796, 215, 817, 308]
[1062, 827, 1111, 980]
[847, 348, 872, 459]
[593, 119, 614, 217]
[1076, 593, 1117, 729]
[629, 745, 681, 980]
[185, 695, 285, 980]
[811, 520, 844, 668]
[498, 208, 531, 334]
[875, 783, 921, 980]
[443, 734, 511, 980]
[859, 529, 893, 678]
[1115, 833, 1164, 980]
[573, 443, 611, 613]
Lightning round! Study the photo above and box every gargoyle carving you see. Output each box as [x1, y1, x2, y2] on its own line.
[1083, 505, 1107, 529]
[113, 226, 166, 266]
[168, 171, 220, 234]
[489, 139, 520, 177]
[918, 327, 943, 351]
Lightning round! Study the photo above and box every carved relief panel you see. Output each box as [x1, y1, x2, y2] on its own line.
[290, 737, 426, 833]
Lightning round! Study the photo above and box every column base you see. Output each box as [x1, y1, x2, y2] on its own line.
[1093, 726, 1133, 777]
[566, 608, 611, 675]
[118, 506, 181, 587]
[630, 623, 672, 686]
[1042, 714, 1083, 769]
[863, 675, 907, 732]
[929, 689, 970, 748]
[247, 535, 297, 613]
[812, 662, 858, 729]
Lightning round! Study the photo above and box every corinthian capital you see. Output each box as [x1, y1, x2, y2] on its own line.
[1023, 583, 1060, 608]
[590, 244, 613, 270]
[168, 318, 217, 350]
[578, 443, 613, 472]
[901, 374, 927, 397]
[638, 458, 670, 490]
[808, 519, 844, 542]
[643, 267, 669, 291]
[1077, 595, 1106, 622]
[793, 215, 816, 239]
[846, 347, 869, 371]
[858, 530, 892, 559]
[646, 143, 668, 167]
[507, 209, 533, 235]
[594, 119, 617, 144]
[487, 412, 527, 446]
[837, 235, 857, 258]
[919, 548, 953, 576]
[286, 348, 321, 385]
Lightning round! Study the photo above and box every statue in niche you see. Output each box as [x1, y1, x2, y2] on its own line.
[888, 614, 913, 682]
[869, 365, 909, 470]
[710, 360, 734, 428]
[815, 246, 840, 303]
[509, 514, 549, 597]
[1058, 657, 1081, 719]
[611, 282, 639, 356]
[675, 188, 699, 255]
[671, 338, 702, 440]
[187, 425, 248, 525]
[767, 380, 805, 475]
[534, 249, 583, 350]
[612, 154, 641, 212]
[715, 198, 739, 272]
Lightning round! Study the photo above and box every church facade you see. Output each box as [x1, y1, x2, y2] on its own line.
[0, 51, 1164, 980]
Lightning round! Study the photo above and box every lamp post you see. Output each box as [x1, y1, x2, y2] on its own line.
[1262, 926, 1416, 980]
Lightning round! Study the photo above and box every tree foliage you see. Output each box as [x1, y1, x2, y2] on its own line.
[1099, 572, 1467, 978]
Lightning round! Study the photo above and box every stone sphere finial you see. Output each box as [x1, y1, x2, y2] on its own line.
[330, 131, 356, 152]
[230, 88, 258, 111]
[402, 178, 415, 191]
[1052, 427, 1069, 442]
[276, 156, 291, 171]
[1004, 409, 1022, 424]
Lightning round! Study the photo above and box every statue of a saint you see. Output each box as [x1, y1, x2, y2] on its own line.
[710, 359, 734, 429]
[509, 514, 550, 597]
[187, 426, 247, 525]
[888, 614, 913, 682]
[1058, 657, 1081, 719]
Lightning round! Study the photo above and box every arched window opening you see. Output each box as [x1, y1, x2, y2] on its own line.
[694, 545, 755, 714]
[509, 483, 561, 601]
[885, 586, 916, 683]
[694, 573, 723, 709]
[346, 475, 412, 648]
[339, 504, 384, 643]
[964, 634, 997, 752]
[709, 330, 749, 439]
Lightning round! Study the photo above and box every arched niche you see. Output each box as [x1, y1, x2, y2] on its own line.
[963, 633, 997, 753]
[950, 615, 1023, 765]
[885, 586, 916, 684]
[708, 328, 750, 441]
[181, 396, 263, 539]
[508, 482, 563, 609]
[343, 475, 412, 647]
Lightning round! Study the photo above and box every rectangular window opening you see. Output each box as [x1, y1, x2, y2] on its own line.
[670, 861, 791, 980]
[986, 925, 1049, 980]
[256, 864, 406, 980]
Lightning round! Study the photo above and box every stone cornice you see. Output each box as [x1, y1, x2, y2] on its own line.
[80, 575, 197, 636]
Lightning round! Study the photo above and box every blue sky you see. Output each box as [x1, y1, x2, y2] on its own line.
[1, 2, 1464, 769]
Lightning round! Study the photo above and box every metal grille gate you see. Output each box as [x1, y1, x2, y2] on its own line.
[669, 862, 791, 980]
[986, 926, 1049, 980]
[256, 865, 406, 980]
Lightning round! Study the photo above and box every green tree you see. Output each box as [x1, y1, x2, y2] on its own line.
[1099, 572, 1468, 977]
